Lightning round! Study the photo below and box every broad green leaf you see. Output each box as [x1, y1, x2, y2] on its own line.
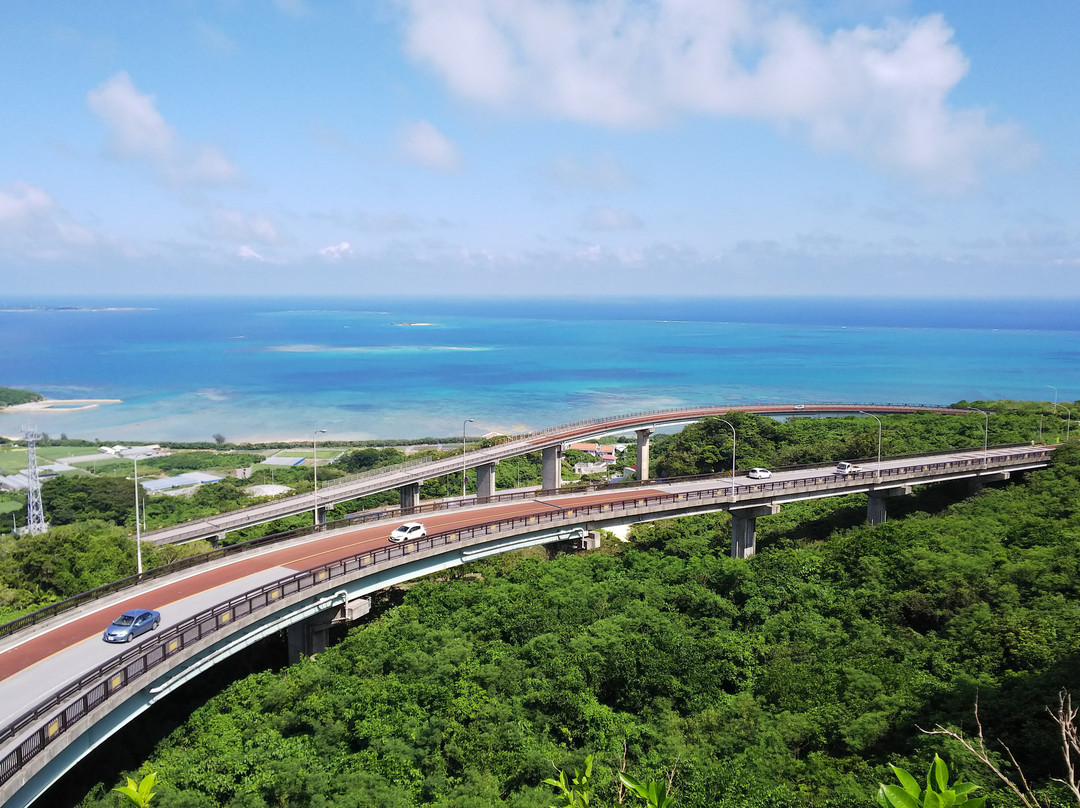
[879, 784, 920, 808]
[932, 755, 950, 793]
[890, 764, 922, 798]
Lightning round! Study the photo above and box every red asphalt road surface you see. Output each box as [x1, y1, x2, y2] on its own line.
[0, 489, 664, 683]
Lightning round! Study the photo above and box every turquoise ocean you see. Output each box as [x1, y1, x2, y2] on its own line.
[0, 296, 1077, 443]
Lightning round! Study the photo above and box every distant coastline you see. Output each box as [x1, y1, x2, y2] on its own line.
[2, 398, 123, 412]
[0, 306, 153, 313]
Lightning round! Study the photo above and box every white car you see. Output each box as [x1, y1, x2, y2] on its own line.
[747, 468, 772, 480]
[834, 461, 862, 475]
[389, 521, 427, 543]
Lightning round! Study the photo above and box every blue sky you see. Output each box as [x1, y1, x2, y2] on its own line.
[1, 0, 1077, 299]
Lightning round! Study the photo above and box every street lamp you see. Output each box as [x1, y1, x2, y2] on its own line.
[716, 418, 737, 499]
[312, 429, 327, 527]
[462, 419, 474, 498]
[967, 408, 989, 468]
[859, 411, 882, 480]
[133, 456, 143, 576]
[1047, 384, 1058, 413]
[1061, 405, 1072, 441]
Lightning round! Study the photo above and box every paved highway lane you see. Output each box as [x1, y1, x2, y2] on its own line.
[0, 488, 667, 730]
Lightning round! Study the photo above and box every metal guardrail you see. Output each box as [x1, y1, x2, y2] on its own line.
[0, 446, 1055, 790]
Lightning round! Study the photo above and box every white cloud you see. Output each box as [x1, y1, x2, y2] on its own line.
[0, 182, 55, 224]
[399, 120, 462, 171]
[87, 72, 240, 187]
[401, 0, 1033, 191]
[319, 241, 354, 260]
[237, 245, 266, 261]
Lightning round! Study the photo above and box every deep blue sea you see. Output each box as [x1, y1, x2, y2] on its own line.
[0, 296, 1077, 442]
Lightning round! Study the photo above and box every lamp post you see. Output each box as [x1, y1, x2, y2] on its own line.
[1047, 384, 1058, 413]
[312, 428, 326, 527]
[859, 411, 882, 480]
[462, 419, 474, 498]
[967, 408, 989, 468]
[1061, 405, 1072, 441]
[716, 418, 737, 499]
[133, 456, 143, 576]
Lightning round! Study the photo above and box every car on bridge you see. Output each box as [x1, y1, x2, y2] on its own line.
[389, 521, 427, 543]
[834, 461, 862, 475]
[747, 468, 772, 479]
[102, 608, 160, 643]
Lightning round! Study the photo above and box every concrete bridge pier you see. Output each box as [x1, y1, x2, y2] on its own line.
[867, 485, 911, 525]
[287, 595, 371, 663]
[636, 428, 653, 481]
[476, 462, 497, 501]
[314, 505, 329, 525]
[730, 504, 780, 559]
[287, 609, 335, 663]
[542, 445, 563, 491]
[968, 470, 1010, 495]
[399, 481, 420, 510]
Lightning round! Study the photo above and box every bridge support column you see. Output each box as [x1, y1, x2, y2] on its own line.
[542, 445, 563, 491]
[730, 504, 780, 559]
[636, 428, 653, 481]
[287, 609, 336, 664]
[476, 462, 497, 500]
[333, 595, 371, 624]
[399, 482, 420, 510]
[867, 486, 911, 526]
[314, 505, 329, 525]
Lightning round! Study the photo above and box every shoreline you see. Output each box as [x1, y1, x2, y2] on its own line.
[2, 398, 124, 413]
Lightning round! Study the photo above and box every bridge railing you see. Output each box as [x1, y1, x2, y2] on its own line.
[0, 446, 1056, 791]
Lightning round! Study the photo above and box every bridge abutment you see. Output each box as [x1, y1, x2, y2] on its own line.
[730, 503, 780, 559]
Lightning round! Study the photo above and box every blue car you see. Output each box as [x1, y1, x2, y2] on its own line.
[102, 608, 161, 643]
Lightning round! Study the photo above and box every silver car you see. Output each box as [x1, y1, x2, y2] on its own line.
[103, 608, 160, 643]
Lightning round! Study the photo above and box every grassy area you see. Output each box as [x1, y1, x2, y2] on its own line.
[0, 444, 106, 473]
[270, 446, 348, 460]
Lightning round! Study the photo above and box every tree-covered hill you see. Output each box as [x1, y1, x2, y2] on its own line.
[0, 385, 43, 407]
[77, 442, 1080, 808]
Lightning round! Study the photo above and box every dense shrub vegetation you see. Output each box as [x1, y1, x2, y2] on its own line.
[58, 406, 1080, 808]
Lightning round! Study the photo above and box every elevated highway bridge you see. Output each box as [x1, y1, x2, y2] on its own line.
[142, 403, 975, 546]
[0, 412, 1050, 808]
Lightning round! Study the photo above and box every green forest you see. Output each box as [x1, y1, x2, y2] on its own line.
[20, 402, 1065, 808]
[0, 385, 43, 407]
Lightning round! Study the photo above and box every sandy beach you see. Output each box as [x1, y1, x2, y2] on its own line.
[2, 398, 123, 413]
